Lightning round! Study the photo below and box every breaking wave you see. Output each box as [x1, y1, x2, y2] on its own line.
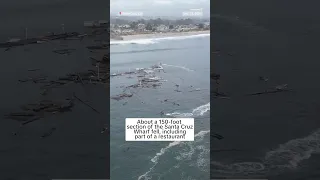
[110, 39, 155, 45]
[212, 128, 320, 176]
[166, 102, 210, 118]
[138, 130, 210, 180]
[162, 63, 194, 72]
[110, 33, 209, 45]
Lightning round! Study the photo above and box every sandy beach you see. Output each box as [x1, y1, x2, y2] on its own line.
[112, 30, 210, 41]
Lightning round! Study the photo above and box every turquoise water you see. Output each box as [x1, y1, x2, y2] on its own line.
[110, 34, 210, 180]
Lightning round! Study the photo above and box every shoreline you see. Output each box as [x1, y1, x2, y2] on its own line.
[111, 30, 210, 41]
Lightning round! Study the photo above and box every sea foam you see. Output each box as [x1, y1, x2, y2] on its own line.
[138, 130, 210, 180]
[110, 33, 210, 45]
[166, 102, 210, 118]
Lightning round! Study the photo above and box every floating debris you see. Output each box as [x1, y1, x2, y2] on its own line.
[27, 68, 40, 72]
[18, 53, 109, 93]
[18, 75, 48, 83]
[101, 126, 108, 134]
[0, 32, 80, 49]
[259, 76, 269, 82]
[20, 99, 74, 113]
[4, 23, 108, 137]
[4, 98, 74, 126]
[141, 76, 163, 82]
[189, 88, 202, 92]
[41, 127, 57, 138]
[247, 84, 291, 96]
[213, 91, 230, 99]
[53, 48, 76, 55]
[111, 93, 133, 101]
[87, 44, 108, 50]
[212, 133, 224, 140]
[73, 93, 100, 114]
[211, 73, 221, 80]
[4, 112, 38, 121]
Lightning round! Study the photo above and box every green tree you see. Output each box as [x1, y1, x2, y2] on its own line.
[198, 23, 204, 29]
[130, 21, 138, 29]
[146, 23, 153, 31]
[169, 24, 174, 29]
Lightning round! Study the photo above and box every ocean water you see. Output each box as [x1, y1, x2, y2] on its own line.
[211, 9, 320, 179]
[110, 34, 210, 180]
[0, 1, 109, 179]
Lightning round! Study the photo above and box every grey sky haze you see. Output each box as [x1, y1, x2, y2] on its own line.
[110, 0, 210, 17]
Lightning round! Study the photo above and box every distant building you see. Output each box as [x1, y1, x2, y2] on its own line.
[156, 25, 169, 32]
[137, 23, 146, 31]
[204, 22, 210, 29]
[119, 24, 130, 29]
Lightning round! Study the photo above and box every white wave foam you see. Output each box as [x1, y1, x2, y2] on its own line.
[151, 141, 182, 163]
[110, 33, 210, 45]
[166, 102, 210, 118]
[196, 145, 210, 172]
[195, 130, 210, 139]
[211, 161, 266, 174]
[138, 141, 182, 180]
[138, 130, 210, 180]
[162, 63, 194, 72]
[264, 128, 320, 169]
[211, 128, 320, 175]
[110, 39, 155, 45]
[153, 33, 209, 42]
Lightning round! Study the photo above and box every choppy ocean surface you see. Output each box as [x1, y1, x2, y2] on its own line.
[110, 34, 210, 180]
[0, 0, 109, 179]
[211, 9, 320, 179]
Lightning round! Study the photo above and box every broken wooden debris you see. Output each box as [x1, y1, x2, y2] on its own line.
[160, 99, 180, 106]
[19, 75, 48, 83]
[28, 68, 40, 72]
[0, 32, 80, 49]
[41, 127, 57, 138]
[212, 133, 224, 140]
[110, 93, 133, 101]
[211, 73, 221, 80]
[4, 112, 38, 122]
[19, 54, 109, 92]
[213, 50, 220, 54]
[73, 93, 100, 114]
[53, 48, 76, 55]
[259, 76, 269, 82]
[20, 99, 74, 113]
[87, 44, 108, 50]
[5, 98, 74, 125]
[247, 89, 291, 96]
[247, 84, 291, 96]
[101, 127, 108, 134]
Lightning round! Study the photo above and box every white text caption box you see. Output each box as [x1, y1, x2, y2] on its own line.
[125, 118, 194, 141]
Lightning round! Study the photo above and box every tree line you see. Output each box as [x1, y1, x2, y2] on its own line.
[111, 18, 208, 30]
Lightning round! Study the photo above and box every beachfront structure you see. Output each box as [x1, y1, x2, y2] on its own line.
[137, 23, 146, 31]
[119, 24, 130, 29]
[156, 25, 169, 32]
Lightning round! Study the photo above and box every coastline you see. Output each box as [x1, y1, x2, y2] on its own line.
[111, 30, 210, 41]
